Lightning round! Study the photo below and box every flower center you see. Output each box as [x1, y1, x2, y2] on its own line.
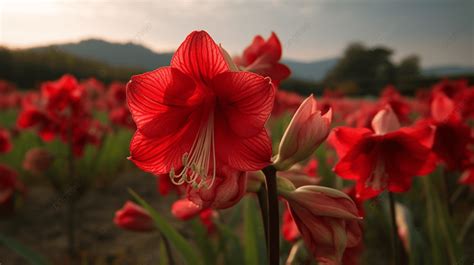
[365, 159, 388, 191]
[169, 112, 216, 189]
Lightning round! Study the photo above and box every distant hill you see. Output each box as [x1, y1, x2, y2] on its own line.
[283, 58, 338, 81]
[422, 65, 474, 77]
[24, 38, 474, 81]
[31, 39, 173, 71]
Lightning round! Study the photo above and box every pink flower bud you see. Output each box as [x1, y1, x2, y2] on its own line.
[281, 185, 362, 265]
[171, 198, 202, 220]
[274, 96, 332, 170]
[114, 201, 154, 232]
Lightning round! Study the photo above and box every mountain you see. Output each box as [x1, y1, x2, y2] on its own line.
[283, 58, 338, 81]
[26, 39, 474, 81]
[31, 39, 173, 71]
[422, 65, 474, 77]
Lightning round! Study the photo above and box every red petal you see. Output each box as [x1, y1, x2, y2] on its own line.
[215, 125, 272, 171]
[242, 35, 266, 64]
[212, 71, 274, 137]
[328, 127, 373, 158]
[127, 67, 203, 138]
[334, 137, 378, 182]
[129, 121, 198, 175]
[171, 31, 228, 83]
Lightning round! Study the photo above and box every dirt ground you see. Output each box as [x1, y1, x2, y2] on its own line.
[0, 170, 180, 265]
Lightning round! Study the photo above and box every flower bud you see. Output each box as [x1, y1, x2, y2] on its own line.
[23, 148, 54, 175]
[171, 198, 202, 220]
[281, 185, 362, 264]
[113, 201, 154, 232]
[274, 95, 332, 171]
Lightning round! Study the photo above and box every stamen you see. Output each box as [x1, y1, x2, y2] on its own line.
[170, 112, 216, 189]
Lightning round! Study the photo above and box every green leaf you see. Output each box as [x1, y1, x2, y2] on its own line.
[243, 197, 262, 265]
[0, 233, 51, 265]
[158, 238, 169, 265]
[128, 189, 204, 265]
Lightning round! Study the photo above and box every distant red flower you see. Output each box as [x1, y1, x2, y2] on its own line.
[199, 208, 216, 233]
[114, 201, 154, 232]
[41, 74, 85, 119]
[0, 164, 25, 215]
[426, 92, 472, 171]
[107, 82, 127, 109]
[0, 128, 12, 154]
[128, 31, 274, 189]
[109, 107, 135, 130]
[234, 32, 291, 85]
[329, 106, 437, 200]
[303, 158, 318, 177]
[63, 119, 104, 157]
[17, 108, 59, 141]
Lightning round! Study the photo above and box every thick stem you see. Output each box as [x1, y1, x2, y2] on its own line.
[262, 165, 279, 265]
[388, 192, 399, 265]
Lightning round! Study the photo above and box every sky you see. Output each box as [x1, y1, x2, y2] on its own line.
[0, 0, 473, 67]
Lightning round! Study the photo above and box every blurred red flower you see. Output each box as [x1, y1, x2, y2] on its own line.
[127, 31, 274, 189]
[114, 201, 154, 232]
[330, 106, 437, 200]
[234, 32, 291, 86]
[0, 164, 26, 215]
[0, 128, 12, 153]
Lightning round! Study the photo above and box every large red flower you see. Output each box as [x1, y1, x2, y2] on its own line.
[234, 32, 291, 85]
[329, 106, 437, 200]
[127, 31, 275, 189]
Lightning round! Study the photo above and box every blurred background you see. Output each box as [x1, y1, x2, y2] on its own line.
[0, 1, 473, 265]
[1, 0, 473, 95]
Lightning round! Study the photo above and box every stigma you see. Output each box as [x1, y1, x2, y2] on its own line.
[170, 112, 216, 189]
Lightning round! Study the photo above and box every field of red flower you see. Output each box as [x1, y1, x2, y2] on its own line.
[0, 31, 473, 265]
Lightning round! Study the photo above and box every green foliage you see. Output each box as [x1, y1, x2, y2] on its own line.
[129, 189, 205, 265]
[0, 46, 142, 88]
[0, 233, 51, 265]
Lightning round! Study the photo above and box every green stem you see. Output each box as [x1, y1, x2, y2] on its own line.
[262, 165, 280, 265]
[388, 192, 399, 265]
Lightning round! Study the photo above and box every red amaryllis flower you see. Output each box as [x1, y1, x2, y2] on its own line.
[426, 92, 472, 171]
[329, 106, 437, 200]
[280, 186, 363, 265]
[114, 201, 154, 232]
[107, 82, 127, 109]
[0, 164, 26, 215]
[41, 74, 85, 118]
[17, 108, 59, 141]
[127, 31, 274, 189]
[0, 128, 12, 153]
[199, 208, 216, 233]
[234, 32, 291, 85]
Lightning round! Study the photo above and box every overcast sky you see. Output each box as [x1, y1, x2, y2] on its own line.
[1, 0, 473, 67]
